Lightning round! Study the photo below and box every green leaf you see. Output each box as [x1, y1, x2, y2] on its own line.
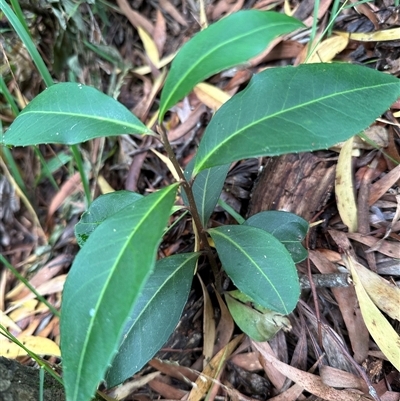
[60, 183, 178, 401]
[194, 63, 400, 174]
[209, 225, 299, 314]
[159, 10, 304, 120]
[183, 160, 230, 226]
[244, 211, 308, 263]
[225, 291, 291, 342]
[106, 253, 199, 387]
[3, 83, 152, 146]
[75, 191, 143, 247]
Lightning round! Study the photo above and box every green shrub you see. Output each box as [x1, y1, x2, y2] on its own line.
[3, 9, 400, 401]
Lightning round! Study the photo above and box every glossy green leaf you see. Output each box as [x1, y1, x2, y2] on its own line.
[3, 83, 152, 146]
[194, 63, 400, 174]
[209, 225, 299, 314]
[106, 253, 199, 387]
[159, 10, 304, 120]
[225, 291, 291, 342]
[75, 191, 143, 247]
[183, 160, 230, 226]
[60, 184, 178, 401]
[244, 211, 308, 263]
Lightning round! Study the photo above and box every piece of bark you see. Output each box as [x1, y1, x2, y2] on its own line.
[248, 153, 336, 221]
[0, 357, 65, 401]
[0, 357, 104, 401]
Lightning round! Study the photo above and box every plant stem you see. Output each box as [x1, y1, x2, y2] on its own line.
[71, 145, 92, 206]
[157, 125, 221, 290]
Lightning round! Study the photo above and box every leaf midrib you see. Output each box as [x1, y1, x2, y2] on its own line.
[72, 186, 175, 400]
[213, 228, 288, 313]
[195, 80, 396, 172]
[16, 110, 147, 131]
[118, 254, 198, 349]
[161, 19, 297, 117]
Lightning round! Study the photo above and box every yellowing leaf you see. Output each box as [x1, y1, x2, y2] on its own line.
[188, 334, 243, 401]
[98, 175, 115, 194]
[0, 310, 21, 333]
[194, 82, 231, 111]
[335, 136, 358, 232]
[9, 299, 38, 321]
[335, 28, 400, 42]
[0, 335, 61, 358]
[344, 257, 400, 320]
[150, 148, 182, 182]
[137, 26, 160, 66]
[344, 253, 400, 371]
[306, 35, 348, 63]
[133, 53, 176, 75]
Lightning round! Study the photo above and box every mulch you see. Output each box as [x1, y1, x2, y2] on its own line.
[0, 1, 399, 400]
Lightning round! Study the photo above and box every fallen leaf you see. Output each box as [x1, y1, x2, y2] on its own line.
[335, 28, 400, 42]
[138, 26, 160, 66]
[188, 334, 244, 401]
[306, 35, 348, 63]
[335, 136, 358, 232]
[343, 253, 400, 371]
[344, 257, 400, 320]
[0, 335, 60, 358]
[253, 341, 371, 401]
[194, 82, 231, 111]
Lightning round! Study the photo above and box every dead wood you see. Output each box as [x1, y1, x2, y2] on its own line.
[248, 152, 336, 221]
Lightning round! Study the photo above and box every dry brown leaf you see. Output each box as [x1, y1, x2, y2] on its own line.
[159, 0, 187, 27]
[116, 0, 154, 35]
[319, 366, 368, 392]
[148, 377, 187, 399]
[12, 275, 66, 305]
[345, 257, 400, 320]
[300, 303, 356, 373]
[309, 250, 369, 363]
[37, 316, 59, 338]
[230, 352, 263, 372]
[252, 341, 286, 391]
[48, 172, 82, 219]
[108, 372, 161, 400]
[149, 358, 198, 383]
[188, 334, 244, 401]
[269, 359, 320, 401]
[303, 0, 333, 27]
[19, 317, 41, 337]
[198, 274, 216, 367]
[153, 9, 167, 57]
[333, 126, 389, 152]
[211, 0, 245, 20]
[368, 163, 400, 206]
[168, 104, 207, 142]
[343, 253, 400, 371]
[7, 254, 67, 301]
[346, 233, 399, 258]
[213, 288, 234, 355]
[253, 341, 371, 401]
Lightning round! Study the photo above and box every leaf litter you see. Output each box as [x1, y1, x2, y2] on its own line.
[1, 0, 399, 400]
